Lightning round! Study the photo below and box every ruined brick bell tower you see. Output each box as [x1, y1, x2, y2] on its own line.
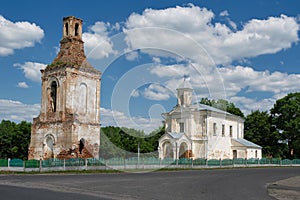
[28, 16, 101, 160]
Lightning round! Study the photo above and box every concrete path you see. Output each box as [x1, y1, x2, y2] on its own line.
[268, 176, 300, 200]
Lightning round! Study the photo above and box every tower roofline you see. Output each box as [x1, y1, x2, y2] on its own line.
[45, 16, 99, 73]
[177, 76, 193, 90]
[63, 16, 83, 22]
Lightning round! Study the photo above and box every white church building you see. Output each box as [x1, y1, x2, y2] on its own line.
[158, 78, 262, 160]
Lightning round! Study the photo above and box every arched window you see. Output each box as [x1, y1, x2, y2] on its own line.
[75, 23, 79, 36]
[50, 81, 57, 112]
[163, 142, 173, 159]
[79, 83, 87, 113]
[179, 142, 188, 158]
[44, 135, 54, 159]
[65, 22, 69, 36]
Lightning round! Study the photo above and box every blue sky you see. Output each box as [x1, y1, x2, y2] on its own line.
[0, 0, 299, 133]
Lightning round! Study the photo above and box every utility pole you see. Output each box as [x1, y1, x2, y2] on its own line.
[138, 141, 140, 168]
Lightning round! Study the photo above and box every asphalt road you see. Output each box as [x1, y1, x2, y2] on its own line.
[0, 167, 299, 200]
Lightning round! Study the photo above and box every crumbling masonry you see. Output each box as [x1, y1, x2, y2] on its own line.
[28, 16, 101, 160]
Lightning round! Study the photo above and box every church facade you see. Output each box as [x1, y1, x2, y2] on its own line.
[28, 16, 101, 160]
[158, 78, 262, 160]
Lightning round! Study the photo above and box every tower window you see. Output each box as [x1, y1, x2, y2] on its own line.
[229, 125, 233, 137]
[180, 95, 184, 105]
[75, 23, 79, 36]
[179, 122, 184, 133]
[65, 23, 69, 36]
[50, 81, 57, 112]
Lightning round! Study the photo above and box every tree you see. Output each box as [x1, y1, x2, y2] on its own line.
[244, 110, 285, 157]
[100, 126, 165, 158]
[270, 92, 300, 159]
[200, 98, 244, 118]
[0, 120, 31, 160]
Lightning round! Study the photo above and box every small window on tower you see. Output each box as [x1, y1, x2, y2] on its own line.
[65, 23, 69, 36]
[75, 23, 79, 36]
[50, 81, 57, 112]
[179, 122, 184, 133]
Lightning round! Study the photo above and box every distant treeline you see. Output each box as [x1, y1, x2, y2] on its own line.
[0, 120, 164, 160]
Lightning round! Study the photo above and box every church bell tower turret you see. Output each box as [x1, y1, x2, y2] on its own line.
[28, 16, 101, 160]
[177, 76, 193, 107]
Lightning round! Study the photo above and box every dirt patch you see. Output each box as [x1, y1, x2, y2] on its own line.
[268, 176, 300, 200]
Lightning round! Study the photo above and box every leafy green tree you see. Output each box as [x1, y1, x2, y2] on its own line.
[0, 120, 31, 160]
[100, 126, 165, 158]
[270, 92, 300, 159]
[244, 110, 285, 157]
[200, 98, 244, 117]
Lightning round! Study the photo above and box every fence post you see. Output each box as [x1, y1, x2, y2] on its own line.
[85, 158, 87, 170]
[219, 159, 222, 168]
[8, 158, 10, 169]
[124, 158, 126, 170]
[39, 159, 42, 172]
[23, 160, 25, 172]
[63, 159, 66, 170]
[143, 158, 145, 170]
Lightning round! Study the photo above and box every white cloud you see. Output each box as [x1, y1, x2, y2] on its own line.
[100, 107, 162, 134]
[14, 62, 46, 82]
[219, 66, 300, 96]
[220, 10, 229, 17]
[0, 99, 40, 122]
[125, 51, 138, 61]
[17, 82, 29, 88]
[124, 5, 299, 65]
[152, 57, 161, 63]
[144, 83, 171, 101]
[221, 15, 299, 62]
[148, 62, 300, 114]
[229, 96, 276, 116]
[150, 64, 191, 78]
[131, 89, 140, 97]
[149, 62, 225, 99]
[83, 21, 117, 59]
[0, 15, 44, 56]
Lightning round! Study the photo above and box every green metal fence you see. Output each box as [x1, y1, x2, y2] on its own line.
[0, 159, 8, 167]
[193, 158, 206, 166]
[0, 157, 300, 171]
[25, 160, 40, 168]
[10, 158, 23, 167]
[42, 158, 64, 167]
